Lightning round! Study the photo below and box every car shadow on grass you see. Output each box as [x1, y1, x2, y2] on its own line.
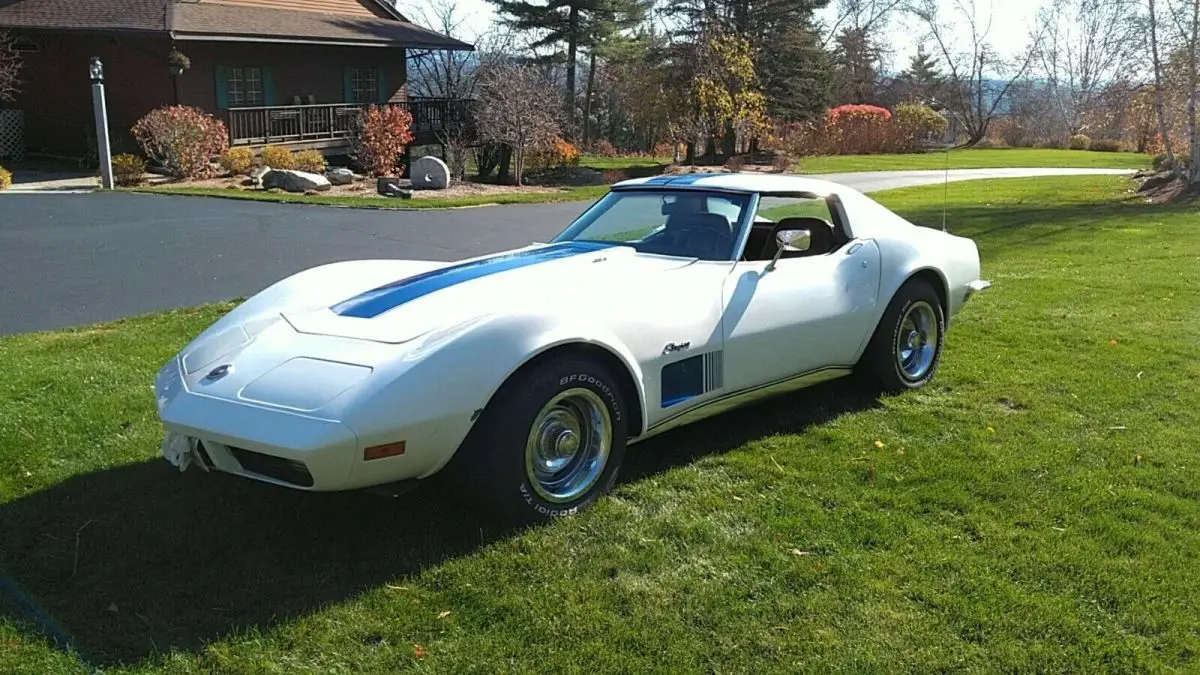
[0, 378, 880, 668]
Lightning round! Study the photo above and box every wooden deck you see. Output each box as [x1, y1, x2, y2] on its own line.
[227, 98, 472, 153]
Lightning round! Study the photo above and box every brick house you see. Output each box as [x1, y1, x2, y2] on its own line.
[0, 0, 473, 158]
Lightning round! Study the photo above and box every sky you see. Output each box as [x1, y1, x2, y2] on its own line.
[397, 0, 1048, 74]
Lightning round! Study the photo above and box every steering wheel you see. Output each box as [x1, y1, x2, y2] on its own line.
[673, 224, 732, 260]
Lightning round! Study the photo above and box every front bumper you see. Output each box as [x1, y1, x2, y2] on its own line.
[157, 377, 362, 490]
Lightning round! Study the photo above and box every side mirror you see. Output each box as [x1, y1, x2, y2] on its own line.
[766, 229, 811, 271]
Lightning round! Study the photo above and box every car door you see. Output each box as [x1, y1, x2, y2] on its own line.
[720, 239, 882, 393]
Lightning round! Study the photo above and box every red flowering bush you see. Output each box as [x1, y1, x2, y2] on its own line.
[130, 105, 228, 178]
[825, 104, 892, 155]
[349, 104, 415, 176]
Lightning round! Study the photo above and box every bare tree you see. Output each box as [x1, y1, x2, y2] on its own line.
[1147, 0, 1178, 166]
[1184, 0, 1199, 182]
[1035, 0, 1143, 136]
[474, 62, 562, 185]
[908, 0, 1046, 145]
[0, 32, 23, 103]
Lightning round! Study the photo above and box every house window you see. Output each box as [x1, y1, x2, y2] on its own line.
[349, 68, 378, 103]
[227, 67, 264, 107]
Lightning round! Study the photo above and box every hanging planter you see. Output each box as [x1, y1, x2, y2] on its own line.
[168, 49, 190, 76]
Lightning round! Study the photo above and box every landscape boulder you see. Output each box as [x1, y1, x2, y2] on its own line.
[377, 176, 412, 199]
[262, 169, 332, 193]
[325, 167, 356, 185]
[410, 155, 451, 190]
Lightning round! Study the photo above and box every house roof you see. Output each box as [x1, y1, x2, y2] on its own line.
[0, 0, 474, 50]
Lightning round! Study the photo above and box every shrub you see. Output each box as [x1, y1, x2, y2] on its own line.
[825, 104, 892, 155]
[1032, 137, 1067, 149]
[724, 154, 747, 172]
[130, 105, 228, 178]
[219, 147, 254, 175]
[293, 149, 327, 174]
[529, 137, 582, 171]
[1089, 138, 1123, 152]
[260, 145, 296, 170]
[112, 153, 147, 186]
[0, 165, 10, 190]
[974, 138, 1009, 149]
[590, 139, 618, 157]
[1068, 134, 1091, 150]
[771, 151, 793, 172]
[892, 103, 948, 152]
[654, 142, 681, 159]
[349, 104, 415, 176]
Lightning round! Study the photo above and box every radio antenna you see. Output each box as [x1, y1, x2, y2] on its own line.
[942, 138, 949, 233]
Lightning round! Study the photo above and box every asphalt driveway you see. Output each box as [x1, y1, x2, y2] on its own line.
[0, 168, 1131, 335]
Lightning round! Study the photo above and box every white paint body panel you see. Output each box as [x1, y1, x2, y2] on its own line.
[154, 174, 989, 492]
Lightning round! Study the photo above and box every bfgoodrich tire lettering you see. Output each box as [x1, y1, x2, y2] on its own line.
[453, 355, 628, 523]
[859, 278, 946, 393]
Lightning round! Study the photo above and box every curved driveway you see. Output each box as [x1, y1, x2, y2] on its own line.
[0, 168, 1131, 335]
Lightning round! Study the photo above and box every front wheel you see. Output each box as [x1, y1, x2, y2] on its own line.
[452, 354, 628, 523]
[858, 279, 946, 392]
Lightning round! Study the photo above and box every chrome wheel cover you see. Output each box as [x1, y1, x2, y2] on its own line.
[896, 300, 939, 380]
[524, 388, 612, 503]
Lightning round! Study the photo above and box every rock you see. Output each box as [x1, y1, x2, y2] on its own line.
[249, 165, 272, 187]
[377, 176, 403, 196]
[326, 167, 356, 186]
[1137, 171, 1179, 193]
[384, 185, 412, 199]
[410, 156, 451, 190]
[262, 169, 331, 193]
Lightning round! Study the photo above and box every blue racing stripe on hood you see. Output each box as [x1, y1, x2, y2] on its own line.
[332, 241, 616, 318]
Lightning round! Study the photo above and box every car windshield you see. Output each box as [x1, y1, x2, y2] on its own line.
[552, 189, 752, 261]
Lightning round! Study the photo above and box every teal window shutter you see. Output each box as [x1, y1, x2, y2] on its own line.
[377, 68, 389, 103]
[214, 65, 229, 109]
[343, 68, 354, 103]
[261, 66, 277, 106]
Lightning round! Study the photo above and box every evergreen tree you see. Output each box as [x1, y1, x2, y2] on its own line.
[488, 0, 648, 138]
[893, 47, 944, 103]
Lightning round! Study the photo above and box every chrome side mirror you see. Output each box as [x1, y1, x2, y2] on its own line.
[766, 229, 811, 271]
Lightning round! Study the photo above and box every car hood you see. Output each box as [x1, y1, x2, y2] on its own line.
[282, 241, 697, 344]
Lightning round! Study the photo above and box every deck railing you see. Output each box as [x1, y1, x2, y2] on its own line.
[227, 98, 472, 147]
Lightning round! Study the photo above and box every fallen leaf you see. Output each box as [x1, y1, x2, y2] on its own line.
[1135, 454, 1143, 465]
[1052, 526, 1067, 532]
[413, 644, 428, 659]
[987, 426, 996, 434]
[1109, 339, 1118, 346]
[873, 440, 885, 449]
[789, 548, 811, 556]
[896, 448, 906, 456]
[386, 584, 411, 591]
[732, 496, 743, 502]
[106, 603, 118, 613]
[1109, 425, 1127, 431]
[437, 610, 451, 619]
[1136, 371, 1144, 380]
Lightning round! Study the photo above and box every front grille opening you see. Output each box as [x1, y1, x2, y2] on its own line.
[228, 447, 315, 488]
[195, 441, 214, 469]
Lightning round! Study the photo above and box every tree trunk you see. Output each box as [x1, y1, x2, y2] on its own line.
[565, 4, 580, 140]
[722, 120, 736, 158]
[1189, 0, 1200, 184]
[1148, 0, 1177, 169]
[583, 49, 597, 147]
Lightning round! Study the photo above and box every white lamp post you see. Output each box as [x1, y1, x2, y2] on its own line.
[90, 56, 114, 190]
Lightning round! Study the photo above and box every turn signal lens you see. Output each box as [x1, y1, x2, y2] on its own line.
[364, 441, 406, 461]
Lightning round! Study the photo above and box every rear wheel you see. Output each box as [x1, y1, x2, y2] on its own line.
[453, 354, 628, 523]
[858, 278, 945, 392]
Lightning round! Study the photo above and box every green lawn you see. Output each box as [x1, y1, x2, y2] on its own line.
[4, 175, 1199, 673]
[797, 147, 1151, 173]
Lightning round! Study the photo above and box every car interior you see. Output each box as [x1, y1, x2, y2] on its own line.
[740, 195, 852, 262]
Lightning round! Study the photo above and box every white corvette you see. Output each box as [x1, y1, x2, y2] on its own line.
[155, 173, 990, 521]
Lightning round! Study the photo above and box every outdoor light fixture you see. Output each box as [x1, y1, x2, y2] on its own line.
[89, 56, 104, 84]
